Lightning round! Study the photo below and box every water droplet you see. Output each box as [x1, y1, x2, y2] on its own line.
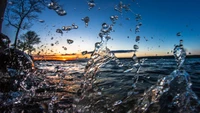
[135, 36, 140, 42]
[132, 53, 137, 60]
[138, 22, 142, 26]
[88, 0, 95, 9]
[113, 100, 122, 106]
[67, 39, 74, 44]
[82, 16, 90, 27]
[135, 14, 142, 21]
[56, 29, 63, 35]
[8, 1, 13, 5]
[176, 32, 181, 36]
[39, 19, 45, 23]
[133, 44, 139, 50]
[72, 24, 78, 29]
[56, 9, 67, 16]
[62, 46, 67, 50]
[48, 2, 59, 10]
[48, 2, 66, 16]
[110, 15, 118, 23]
[101, 23, 112, 35]
[135, 25, 140, 34]
[62, 26, 72, 31]
[82, 51, 88, 55]
[55, 41, 59, 45]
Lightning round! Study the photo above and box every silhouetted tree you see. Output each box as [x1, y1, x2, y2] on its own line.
[0, 0, 7, 33]
[17, 31, 41, 55]
[5, 0, 45, 48]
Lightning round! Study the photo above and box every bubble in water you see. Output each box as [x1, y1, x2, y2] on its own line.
[82, 16, 90, 27]
[67, 39, 74, 44]
[135, 36, 140, 42]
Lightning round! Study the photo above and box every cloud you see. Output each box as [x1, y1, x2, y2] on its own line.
[111, 50, 135, 53]
[86, 50, 135, 54]
[61, 53, 77, 55]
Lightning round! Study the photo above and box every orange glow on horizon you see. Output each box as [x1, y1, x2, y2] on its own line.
[33, 51, 175, 61]
[33, 53, 91, 61]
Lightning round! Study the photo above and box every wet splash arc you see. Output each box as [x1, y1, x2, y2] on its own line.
[134, 40, 200, 113]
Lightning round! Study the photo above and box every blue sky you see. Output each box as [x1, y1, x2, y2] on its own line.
[2, 0, 200, 57]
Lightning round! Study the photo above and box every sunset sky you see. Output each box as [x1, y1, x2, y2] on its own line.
[2, 0, 200, 59]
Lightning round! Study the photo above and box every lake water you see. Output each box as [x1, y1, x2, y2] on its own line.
[1, 57, 199, 113]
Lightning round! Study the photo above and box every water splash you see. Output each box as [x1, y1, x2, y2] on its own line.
[134, 40, 200, 113]
[0, 48, 40, 107]
[173, 40, 186, 69]
[83, 23, 115, 92]
[74, 23, 119, 112]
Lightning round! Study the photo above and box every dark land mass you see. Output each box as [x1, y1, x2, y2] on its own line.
[119, 55, 200, 59]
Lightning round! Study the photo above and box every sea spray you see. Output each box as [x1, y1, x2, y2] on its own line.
[134, 40, 200, 113]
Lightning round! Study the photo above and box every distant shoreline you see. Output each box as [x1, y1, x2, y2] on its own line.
[136, 55, 200, 59]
